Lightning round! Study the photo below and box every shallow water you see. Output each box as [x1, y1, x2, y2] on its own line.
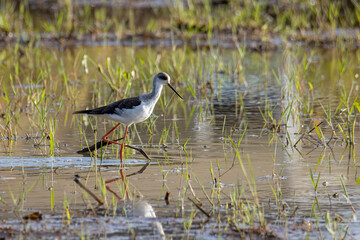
[1, 46, 360, 238]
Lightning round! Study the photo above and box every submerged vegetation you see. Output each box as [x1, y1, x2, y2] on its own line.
[0, 0, 360, 239]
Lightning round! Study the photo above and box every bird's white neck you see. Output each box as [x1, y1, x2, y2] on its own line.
[141, 80, 164, 104]
[150, 80, 163, 100]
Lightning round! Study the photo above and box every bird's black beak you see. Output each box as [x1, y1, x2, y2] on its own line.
[167, 83, 183, 100]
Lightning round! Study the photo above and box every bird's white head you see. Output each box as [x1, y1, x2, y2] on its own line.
[154, 72, 171, 85]
[154, 72, 183, 100]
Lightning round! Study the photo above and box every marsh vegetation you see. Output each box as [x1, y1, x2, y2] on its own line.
[1, 0, 360, 239]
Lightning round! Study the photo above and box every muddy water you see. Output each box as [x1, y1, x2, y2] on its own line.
[1, 46, 360, 238]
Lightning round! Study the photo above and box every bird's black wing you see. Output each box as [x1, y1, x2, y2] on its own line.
[73, 97, 141, 115]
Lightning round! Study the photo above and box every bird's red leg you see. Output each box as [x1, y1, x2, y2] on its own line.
[120, 125, 129, 167]
[102, 123, 122, 145]
[101, 123, 130, 198]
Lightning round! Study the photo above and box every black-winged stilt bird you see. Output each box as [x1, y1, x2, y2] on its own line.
[74, 72, 183, 166]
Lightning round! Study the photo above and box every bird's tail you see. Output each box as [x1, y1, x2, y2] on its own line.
[73, 109, 92, 114]
[74, 105, 107, 115]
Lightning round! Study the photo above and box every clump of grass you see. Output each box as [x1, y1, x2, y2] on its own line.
[171, 0, 360, 40]
[7, 175, 39, 216]
[336, 82, 359, 146]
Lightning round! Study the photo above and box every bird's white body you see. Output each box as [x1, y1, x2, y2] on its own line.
[103, 84, 163, 126]
[102, 103, 151, 126]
